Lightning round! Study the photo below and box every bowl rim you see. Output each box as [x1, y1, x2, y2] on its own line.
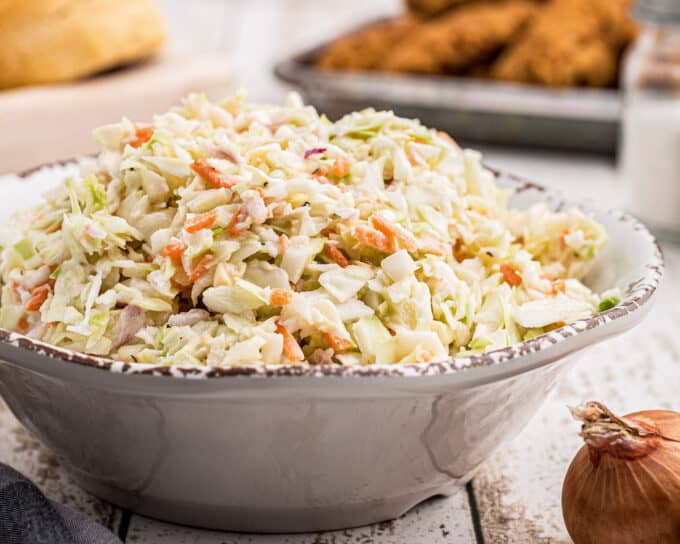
[0, 160, 664, 380]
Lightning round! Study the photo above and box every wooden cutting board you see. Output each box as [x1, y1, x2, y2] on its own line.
[0, 51, 234, 174]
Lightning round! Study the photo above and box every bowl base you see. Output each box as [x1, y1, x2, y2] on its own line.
[69, 471, 461, 533]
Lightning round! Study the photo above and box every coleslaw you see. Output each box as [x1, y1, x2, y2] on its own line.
[0, 92, 617, 367]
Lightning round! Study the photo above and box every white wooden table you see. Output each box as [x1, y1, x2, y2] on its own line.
[2, 1, 679, 542]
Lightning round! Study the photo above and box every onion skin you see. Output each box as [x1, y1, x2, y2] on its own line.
[562, 404, 680, 544]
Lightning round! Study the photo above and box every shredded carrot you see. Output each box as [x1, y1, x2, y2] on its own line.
[437, 130, 458, 148]
[277, 234, 289, 254]
[11, 280, 20, 294]
[354, 225, 392, 253]
[500, 264, 522, 287]
[270, 288, 293, 307]
[452, 240, 467, 262]
[323, 243, 349, 267]
[547, 321, 567, 331]
[342, 211, 357, 225]
[331, 156, 351, 178]
[191, 159, 236, 189]
[17, 315, 29, 333]
[189, 254, 214, 283]
[184, 209, 217, 233]
[46, 220, 62, 233]
[415, 349, 434, 363]
[313, 166, 329, 179]
[25, 284, 50, 311]
[227, 205, 249, 237]
[130, 126, 154, 148]
[29, 284, 50, 297]
[322, 331, 351, 353]
[406, 150, 419, 167]
[370, 215, 418, 252]
[560, 230, 570, 245]
[162, 238, 186, 263]
[276, 321, 304, 362]
[552, 280, 566, 296]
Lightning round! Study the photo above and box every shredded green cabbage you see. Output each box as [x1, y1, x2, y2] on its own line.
[0, 92, 615, 367]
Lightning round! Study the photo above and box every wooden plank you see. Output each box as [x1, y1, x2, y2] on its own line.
[474, 243, 680, 543]
[125, 491, 477, 543]
[0, 398, 120, 530]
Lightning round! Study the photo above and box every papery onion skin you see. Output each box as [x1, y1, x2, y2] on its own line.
[562, 403, 680, 544]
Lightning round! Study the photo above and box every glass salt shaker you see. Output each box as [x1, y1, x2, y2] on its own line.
[621, 0, 680, 241]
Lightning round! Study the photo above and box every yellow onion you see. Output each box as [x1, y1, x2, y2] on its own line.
[562, 401, 680, 544]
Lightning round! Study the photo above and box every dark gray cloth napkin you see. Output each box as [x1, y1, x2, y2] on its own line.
[0, 463, 121, 544]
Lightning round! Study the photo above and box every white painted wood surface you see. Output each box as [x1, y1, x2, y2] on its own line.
[471, 152, 680, 544]
[1, 1, 679, 543]
[473, 246, 680, 544]
[0, 400, 119, 530]
[125, 493, 477, 544]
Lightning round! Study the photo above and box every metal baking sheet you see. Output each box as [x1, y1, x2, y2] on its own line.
[274, 45, 621, 154]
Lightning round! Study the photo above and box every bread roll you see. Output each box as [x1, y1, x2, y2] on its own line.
[0, 0, 166, 89]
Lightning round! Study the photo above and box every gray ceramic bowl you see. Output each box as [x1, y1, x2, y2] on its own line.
[0, 162, 663, 533]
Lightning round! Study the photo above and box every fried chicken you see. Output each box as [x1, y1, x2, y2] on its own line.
[490, 0, 638, 87]
[382, 0, 539, 75]
[316, 0, 636, 89]
[317, 16, 417, 72]
[405, 0, 471, 19]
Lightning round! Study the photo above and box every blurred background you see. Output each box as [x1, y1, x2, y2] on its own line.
[1, 2, 679, 540]
[0, 0, 399, 172]
[157, 0, 403, 96]
[0, 0, 678, 238]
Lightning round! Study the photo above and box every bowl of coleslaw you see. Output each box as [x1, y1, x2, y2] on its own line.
[0, 93, 662, 532]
